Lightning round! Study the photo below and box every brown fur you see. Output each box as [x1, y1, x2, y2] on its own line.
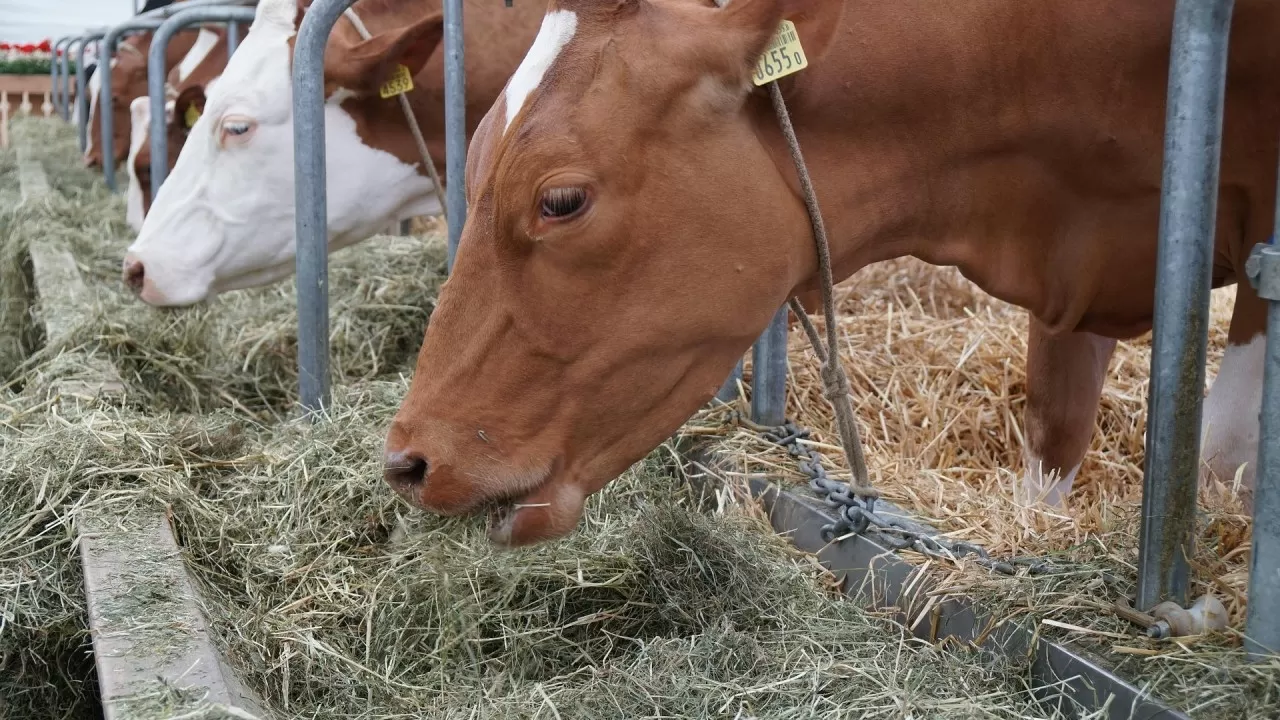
[387, 0, 1280, 545]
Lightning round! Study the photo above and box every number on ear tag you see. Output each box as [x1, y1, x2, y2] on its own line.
[752, 20, 809, 87]
[183, 103, 201, 129]
[379, 64, 415, 99]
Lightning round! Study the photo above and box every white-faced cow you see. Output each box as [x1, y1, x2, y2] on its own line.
[122, 0, 544, 307]
[382, 0, 1279, 546]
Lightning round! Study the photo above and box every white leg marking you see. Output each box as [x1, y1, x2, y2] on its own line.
[86, 67, 103, 154]
[1201, 334, 1265, 497]
[1018, 455, 1082, 508]
[177, 28, 220, 83]
[504, 10, 577, 133]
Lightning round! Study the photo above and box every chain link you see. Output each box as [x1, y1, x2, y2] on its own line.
[734, 413, 1062, 578]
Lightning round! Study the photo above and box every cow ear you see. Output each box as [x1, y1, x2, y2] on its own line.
[325, 11, 444, 95]
[173, 85, 207, 131]
[710, 0, 839, 87]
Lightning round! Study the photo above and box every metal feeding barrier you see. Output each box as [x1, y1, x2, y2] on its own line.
[58, 36, 85, 122]
[147, 5, 258, 199]
[49, 37, 74, 120]
[292, 0, 468, 412]
[100, 0, 258, 191]
[74, 30, 107, 154]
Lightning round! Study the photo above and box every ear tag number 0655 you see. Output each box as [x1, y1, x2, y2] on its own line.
[753, 20, 808, 86]
[379, 64, 415, 99]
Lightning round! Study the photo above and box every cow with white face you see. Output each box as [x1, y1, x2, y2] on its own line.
[123, 0, 544, 307]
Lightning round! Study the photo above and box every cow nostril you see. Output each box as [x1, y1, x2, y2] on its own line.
[384, 451, 429, 493]
[123, 257, 145, 293]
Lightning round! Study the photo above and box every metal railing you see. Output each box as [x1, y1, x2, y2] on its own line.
[292, 0, 468, 412]
[59, 36, 84, 122]
[147, 6, 258, 199]
[49, 36, 74, 119]
[98, 18, 165, 191]
[74, 31, 107, 153]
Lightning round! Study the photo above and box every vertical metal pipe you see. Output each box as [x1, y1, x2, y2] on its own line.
[148, 8, 257, 199]
[101, 22, 162, 192]
[294, 0, 360, 414]
[442, 0, 466, 272]
[1243, 175, 1280, 659]
[76, 35, 105, 153]
[227, 21, 240, 56]
[60, 38, 80, 121]
[1136, 0, 1235, 612]
[751, 306, 789, 426]
[716, 358, 744, 403]
[49, 38, 66, 117]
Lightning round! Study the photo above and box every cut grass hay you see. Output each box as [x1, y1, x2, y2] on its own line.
[687, 259, 1278, 718]
[1, 117, 446, 419]
[3, 381, 1081, 720]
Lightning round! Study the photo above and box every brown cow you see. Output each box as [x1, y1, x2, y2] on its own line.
[84, 29, 202, 169]
[383, 0, 1280, 546]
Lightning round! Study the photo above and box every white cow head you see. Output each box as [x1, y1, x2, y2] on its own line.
[123, 0, 444, 307]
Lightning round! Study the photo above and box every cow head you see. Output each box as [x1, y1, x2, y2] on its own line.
[384, 0, 838, 546]
[122, 0, 445, 307]
[85, 31, 199, 169]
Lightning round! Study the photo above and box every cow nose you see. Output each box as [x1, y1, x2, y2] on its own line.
[122, 255, 145, 294]
[384, 450, 429, 495]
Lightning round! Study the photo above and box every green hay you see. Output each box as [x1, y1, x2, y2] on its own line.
[1, 385, 1077, 720]
[4, 118, 445, 418]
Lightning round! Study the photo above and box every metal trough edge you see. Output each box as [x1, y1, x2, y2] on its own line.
[15, 149, 268, 719]
[678, 444, 1190, 720]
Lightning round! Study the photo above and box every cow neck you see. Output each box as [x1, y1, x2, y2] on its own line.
[712, 0, 874, 500]
[342, 7, 448, 222]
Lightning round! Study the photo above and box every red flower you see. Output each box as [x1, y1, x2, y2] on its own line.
[18, 43, 37, 54]
[0, 43, 11, 51]
[37, 39, 51, 52]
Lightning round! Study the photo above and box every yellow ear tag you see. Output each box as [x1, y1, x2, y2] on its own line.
[183, 103, 201, 129]
[752, 20, 809, 86]
[379, 64, 415, 99]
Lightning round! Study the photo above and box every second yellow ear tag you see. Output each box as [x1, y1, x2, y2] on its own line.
[184, 103, 201, 129]
[752, 20, 809, 86]
[379, 64, 415, 99]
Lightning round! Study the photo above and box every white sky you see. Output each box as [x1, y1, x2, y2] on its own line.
[0, 0, 138, 43]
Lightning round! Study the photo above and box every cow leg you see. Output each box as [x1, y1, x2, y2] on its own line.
[1019, 316, 1117, 506]
[1201, 283, 1267, 510]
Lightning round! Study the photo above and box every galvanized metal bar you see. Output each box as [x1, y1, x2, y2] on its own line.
[1244, 181, 1280, 659]
[443, 0, 466, 271]
[751, 306, 789, 426]
[49, 37, 71, 118]
[679, 447, 1192, 720]
[101, 19, 165, 192]
[60, 37, 82, 121]
[148, 6, 257, 199]
[226, 20, 241, 55]
[76, 34, 106, 153]
[716, 358, 744, 403]
[1137, 0, 1235, 612]
[293, 0, 360, 413]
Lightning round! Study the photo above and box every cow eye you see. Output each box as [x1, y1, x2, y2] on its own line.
[539, 186, 588, 220]
[219, 115, 257, 146]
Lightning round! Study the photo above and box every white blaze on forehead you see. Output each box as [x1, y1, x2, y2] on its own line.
[178, 28, 220, 83]
[504, 10, 578, 133]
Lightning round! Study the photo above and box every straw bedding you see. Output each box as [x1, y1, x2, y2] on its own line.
[689, 257, 1279, 716]
[2, 117, 1085, 719]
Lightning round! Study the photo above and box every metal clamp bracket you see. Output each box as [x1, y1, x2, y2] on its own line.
[1245, 241, 1280, 301]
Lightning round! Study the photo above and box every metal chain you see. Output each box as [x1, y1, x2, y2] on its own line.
[731, 411, 1062, 577]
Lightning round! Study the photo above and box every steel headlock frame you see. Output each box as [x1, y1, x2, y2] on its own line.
[147, 6, 258, 200]
[294, 0, 469, 413]
[710, 0, 1276, 661]
[75, 31, 107, 154]
[99, 17, 164, 191]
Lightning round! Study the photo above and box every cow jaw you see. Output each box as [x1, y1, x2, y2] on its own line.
[124, 11, 439, 307]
